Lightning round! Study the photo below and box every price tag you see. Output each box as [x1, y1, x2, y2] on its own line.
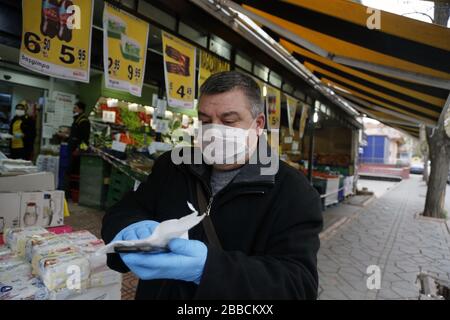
[112, 140, 127, 152]
[102, 110, 116, 123]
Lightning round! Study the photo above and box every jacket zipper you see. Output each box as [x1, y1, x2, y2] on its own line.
[205, 196, 213, 216]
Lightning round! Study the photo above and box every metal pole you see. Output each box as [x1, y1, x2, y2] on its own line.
[307, 119, 315, 183]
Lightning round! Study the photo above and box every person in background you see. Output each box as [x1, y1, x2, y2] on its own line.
[59, 101, 91, 197]
[68, 101, 90, 156]
[9, 103, 36, 160]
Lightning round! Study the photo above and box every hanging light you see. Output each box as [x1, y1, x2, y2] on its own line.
[313, 112, 319, 123]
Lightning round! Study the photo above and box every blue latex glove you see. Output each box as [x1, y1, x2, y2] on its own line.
[121, 238, 208, 285]
[14, 133, 23, 139]
[112, 220, 160, 242]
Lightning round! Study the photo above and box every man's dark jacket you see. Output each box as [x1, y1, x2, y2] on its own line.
[101, 146, 323, 300]
[68, 113, 90, 152]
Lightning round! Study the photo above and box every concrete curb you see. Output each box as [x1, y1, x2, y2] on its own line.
[320, 193, 378, 240]
[319, 210, 361, 240]
[319, 178, 404, 241]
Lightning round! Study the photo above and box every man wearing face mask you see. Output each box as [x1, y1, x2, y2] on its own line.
[102, 71, 323, 300]
[9, 103, 36, 160]
[67, 101, 90, 155]
[59, 101, 90, 195]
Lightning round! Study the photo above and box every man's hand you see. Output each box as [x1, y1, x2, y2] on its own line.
[112, 220, 160, 242]
[14, 133, 23, 139]
[121, 238, 208, 285]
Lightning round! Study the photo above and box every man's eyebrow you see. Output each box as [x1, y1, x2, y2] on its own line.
[198, 111, 211, 118]
[220, 111, 240, 118]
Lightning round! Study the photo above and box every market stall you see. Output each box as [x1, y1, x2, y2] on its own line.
[281, 100, 359, 208]
[76, 96, 196, 210]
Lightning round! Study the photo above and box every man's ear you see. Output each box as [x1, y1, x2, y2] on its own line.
[255, 113, 265, 135]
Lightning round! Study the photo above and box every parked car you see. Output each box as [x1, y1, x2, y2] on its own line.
[410, 163, 424, 174]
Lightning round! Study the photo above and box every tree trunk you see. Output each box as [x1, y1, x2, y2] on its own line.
[423, 150, 429, 183]
[423, 125, 450, 218]
[433, 2, 450, 26]
[423, 2, 450, 218]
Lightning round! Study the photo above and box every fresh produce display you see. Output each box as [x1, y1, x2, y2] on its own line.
[119, 107, 142, 131]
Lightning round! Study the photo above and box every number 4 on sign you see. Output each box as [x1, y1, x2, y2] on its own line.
[177, 85, 186, 98]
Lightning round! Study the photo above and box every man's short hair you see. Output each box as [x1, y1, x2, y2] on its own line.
[199, 71, 263, 118]
[75, 101, 86, 112]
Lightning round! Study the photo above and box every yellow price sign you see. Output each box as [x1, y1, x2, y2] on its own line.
[286, 95, 299, 136]
[103, 3, 149, 97]
[198, 50, 229, 94]
[266, 85, 281, 131]
[162, 31, 196, 109]
[299, 103, 310, 139]
[20, 0, 93, 82]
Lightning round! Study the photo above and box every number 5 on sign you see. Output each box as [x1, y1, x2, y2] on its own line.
[20, 0, 94, 83]
[162, 31, 196, 110]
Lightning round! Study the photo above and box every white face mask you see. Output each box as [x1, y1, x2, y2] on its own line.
[15, 110, 25, 117]
[198, 123, 258, 165]
[73, 112, 79, 117]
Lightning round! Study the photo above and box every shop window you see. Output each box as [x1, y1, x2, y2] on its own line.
[294, 90, 305, 101]
[148, 26, 163, 53]
[315, 100, 321, 111]
[138, 1, 176, 31]
[179, 22, 207, 47]
[235, 51, 252, 72]
[93, 0, 104, 27]
[269, 71, 282, 88]
[209, 35, 232, 60]
[253, 63, 269, 82]
[119, 0, 137, 10]
[282, 82, 294, 95]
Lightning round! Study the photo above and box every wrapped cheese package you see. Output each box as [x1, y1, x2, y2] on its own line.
[0, 245, 12, 257]
[25, 233, 71, 263]
[0, 277, 49, 300]
[4, 227, 48, 257]
[0, 254, 32, 282]
[38, 249, 90, 291]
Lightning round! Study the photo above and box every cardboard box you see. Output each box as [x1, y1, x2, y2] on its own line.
[0, 193, 21, 231]
[0, 172, 55, 193]
[20, 191, 64, 228]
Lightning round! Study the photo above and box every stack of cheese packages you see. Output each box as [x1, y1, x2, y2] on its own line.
[0, 226, 122, 300]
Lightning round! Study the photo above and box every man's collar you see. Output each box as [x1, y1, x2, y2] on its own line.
[181, 136, 276, 186]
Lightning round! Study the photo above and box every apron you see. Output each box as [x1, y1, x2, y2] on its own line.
[11, 119, 24, 149]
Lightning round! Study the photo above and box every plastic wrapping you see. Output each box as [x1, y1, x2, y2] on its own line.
[25, 233, 70, 262]
[0, 277, 49, 300]
[38, 250, 90, 291]
[4, 227, 48, 257]
[0, 254, 32, 282]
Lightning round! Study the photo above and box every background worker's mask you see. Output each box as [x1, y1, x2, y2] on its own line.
[15, 110, 25, 117]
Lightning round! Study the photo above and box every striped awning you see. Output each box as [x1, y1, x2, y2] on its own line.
[234, 0, 450, 137]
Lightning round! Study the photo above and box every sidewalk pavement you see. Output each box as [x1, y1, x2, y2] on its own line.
[318, 175, 450, 300]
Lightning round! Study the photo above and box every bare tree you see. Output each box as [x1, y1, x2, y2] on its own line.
[423, 1, 450, 218]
